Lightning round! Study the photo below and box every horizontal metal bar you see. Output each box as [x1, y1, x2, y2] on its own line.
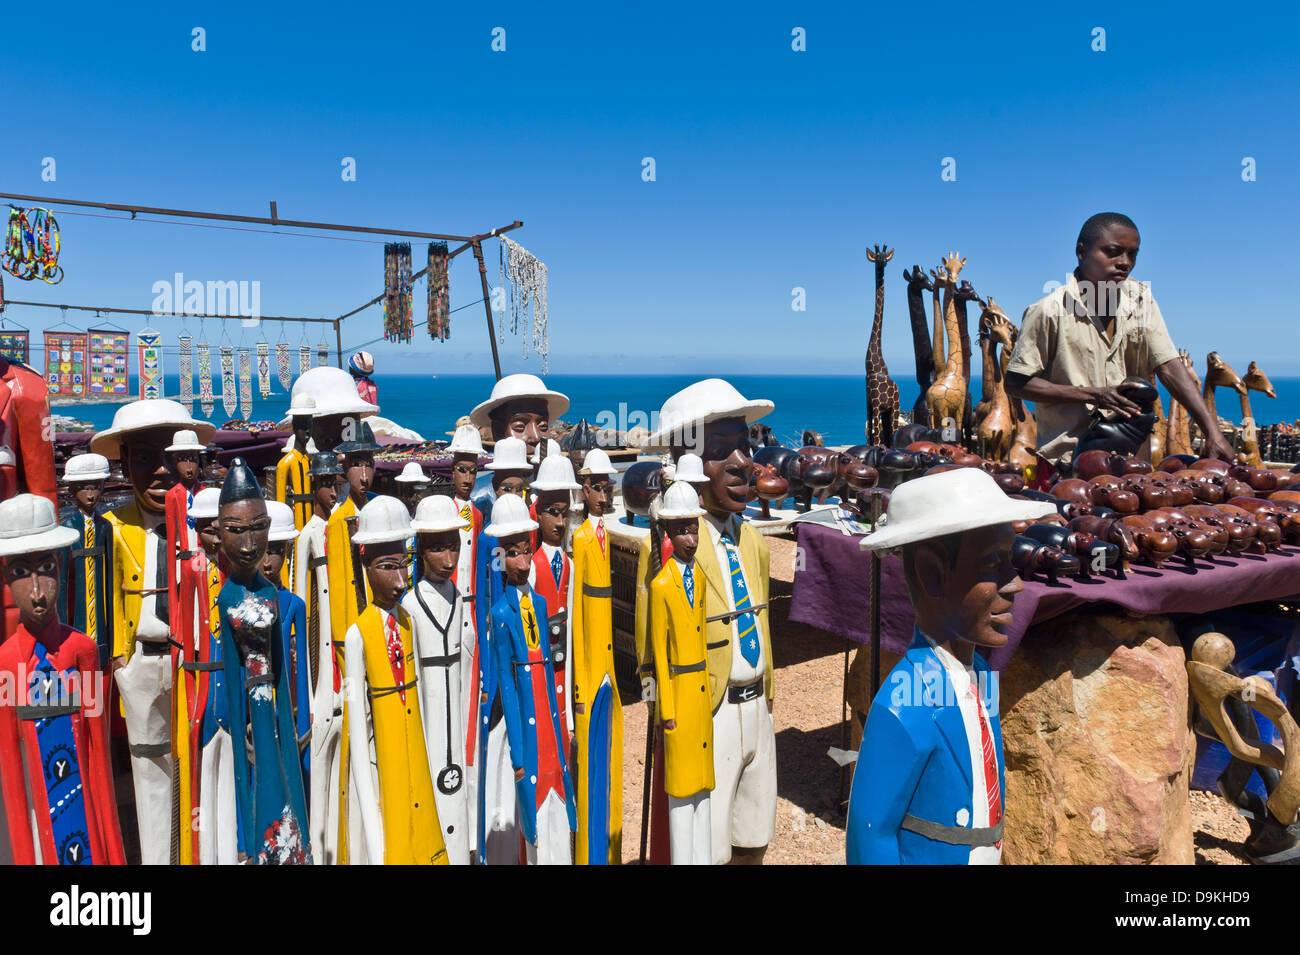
[0, 191, 519, 243]
[3, 299, 335, 324]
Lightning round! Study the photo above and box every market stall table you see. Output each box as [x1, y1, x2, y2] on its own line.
[791, 521, 1300, 864]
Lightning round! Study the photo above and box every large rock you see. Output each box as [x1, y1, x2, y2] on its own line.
[1000, 610, 1194, 864]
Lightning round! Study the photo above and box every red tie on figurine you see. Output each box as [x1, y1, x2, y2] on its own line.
[596, 518, 605, 555]
[973, 680, 1002, 845]
[386, 614, 406, 702]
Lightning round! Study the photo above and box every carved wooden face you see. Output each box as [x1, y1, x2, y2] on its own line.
[664, 517, 699, 564]
[362, 541, 409, 607]
[342, 453, 374, 503]
[451, 454, 478, 500]
[498, 532, 534, 586]
[905, 522, 1022, 649]
[693, 417, 752, 517]
[311, 414, 347, 455]
[580, 474, 612, 518]
[70, 481, 103, 514]
[4, 551, 61, 634]
[493, 471, 529, 499]
[219, 498, 271, 584]
[491, 398, 550, 457]
[292, 415, 312, 446]
[534, 489, 570, 547]
[313, 475, 339, 513]
[196, 518, 221, 558]
[121, 427, 176, 514]
[261, 540, 289, 582]
[417, 530, 460, 583]
[170, 451, 200, 487]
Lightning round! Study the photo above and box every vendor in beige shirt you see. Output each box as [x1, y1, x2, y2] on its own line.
[1006, 212, 1232, 465]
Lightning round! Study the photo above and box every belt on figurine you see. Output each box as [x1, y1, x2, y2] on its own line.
[705, 640, 729, 651]
[69, 544, 105, 558]
[900, 814, 1004, 847]
[177, 549, 196, 561]
[637, 661, 654, 675]
[706, 602, 768, 624]
[246, 673, 275, 689]
[420, 653, 459, 669]
[727, 679, 763, 704]
[130, 741, 171, 758]
[309, 556, 329, 569]
[289, 493, 315, 505]
[138, 640, 171, 656]
[121, 586, 167, 595]
[582, 583, 612, 598]
[550, 641, 565, 663]
[181, 661, 223, 672]
[17, 703, 78, 720]
[669, 661, 706, 675]
[369, 679, 418, 701]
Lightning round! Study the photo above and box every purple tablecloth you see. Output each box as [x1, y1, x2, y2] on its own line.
[789, 521, 1300, 670]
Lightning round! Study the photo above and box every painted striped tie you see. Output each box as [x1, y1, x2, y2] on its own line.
[83, 518, 96, 644]
[720, 534, 760, 667]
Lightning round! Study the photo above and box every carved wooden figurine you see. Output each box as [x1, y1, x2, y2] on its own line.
[925, 254, 968, 438]
[1236, 361, 1275, 468]
[902, 265, 937, 424]
[974, 299, 1015, 462]
[1200, 352, 1247, 444]
[864, 245, 900, 448]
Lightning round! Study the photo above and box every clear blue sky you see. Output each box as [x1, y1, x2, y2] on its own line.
[3, 3, 1297, 377]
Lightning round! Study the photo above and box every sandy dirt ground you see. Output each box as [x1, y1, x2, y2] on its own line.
[617, 535, 1255, 865]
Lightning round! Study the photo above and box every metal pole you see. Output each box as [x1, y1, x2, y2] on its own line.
[2, 299, 336, 324]
[869, 489, 885, 700]
[334, 320, 343, 369]
[472, 239, 503, 381]
[0, 190, 509, 243]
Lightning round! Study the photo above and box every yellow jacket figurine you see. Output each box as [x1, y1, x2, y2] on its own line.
[570, 448, 623, 865]
[343, 496, 448, 865]
[648, 482, 716, 864]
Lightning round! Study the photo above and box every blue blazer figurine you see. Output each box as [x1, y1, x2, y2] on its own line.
[846, 468, 1055, 865]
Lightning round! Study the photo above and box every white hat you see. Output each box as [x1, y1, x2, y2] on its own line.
[657, 481, 705, 520]
[352, 495, 413, 545]
[469, 373, 569, 430]
[860, 468, 1056, 552]
[0, 494, 80, 556]
[411, 495, 472, 534]
[484, 493, 539, 538]
[63, 452, 110, 483]
[286, 393, 317, 418]
[166, 429, 207, 453]
[645, 378, 773, 449]
[190, 487, 222, 520]
[531, 454, 580, 491]
[395, 462, 430, 484]
[673, 453, 706, 484]
[530, 437, 562, 466]
[579, 447, 616, 476]
[91, 399, 217, 460]
[447, 422, 486, 457]
[289, 366, 379, 418]
[266, 501, 300, 542]
[487, 436, 532, 472]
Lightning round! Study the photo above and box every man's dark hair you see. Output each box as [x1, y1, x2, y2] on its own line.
[1077, 212, 1138, 249]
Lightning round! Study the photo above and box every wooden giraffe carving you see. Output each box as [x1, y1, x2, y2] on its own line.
[1006, 324, 1038, 474]
[903, 265, 936, 424]
[953, 279, 980, 447]
[1237, 361, 1275, 467]
[974, 298, 1015, 461]
[864, 245, 900, 447]
[1202, 351, 1247, 432]
[1165, 350, 1199, 456]
[925, 252, 967, 439]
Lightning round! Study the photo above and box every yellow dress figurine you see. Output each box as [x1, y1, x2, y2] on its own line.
[274, 397, 315, 587]
[648, 482, 715, 864]
[570, 448, 623, 865]
[343, 496, 448, 865]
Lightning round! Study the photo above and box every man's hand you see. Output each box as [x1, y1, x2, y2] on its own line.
[515, 767, 525, 782]
[1203, 430, 1235, 463]
[112, 655, 126, 673]
[663, 719, 676, 731]
[1086, 386, 1143, 418]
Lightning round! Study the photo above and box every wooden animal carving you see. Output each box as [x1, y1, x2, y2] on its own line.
[903, 265, 936, 424]
[864, 245, 900, 447]
[953, 279, 979, 447]
[1202, 352, 1247, 443]
[1004, 318, 1037, 474]
[1237, 361, 1276, 467]
[925, 253, 968, 440]
[974, 299, 1015, 462]
[1165, 350, 1199, 456]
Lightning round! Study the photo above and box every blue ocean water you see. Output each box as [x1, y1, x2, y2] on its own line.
[53, 372, 1300, 446]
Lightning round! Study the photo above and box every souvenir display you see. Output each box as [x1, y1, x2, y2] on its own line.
[88, 327, 130, 396]
[427, 240, 450, 342]
[197, 340, 215, 417]
[178, 333, 194, 408]
[0, 326, 30, 364]
[864, 245, 899, 448]
[383, 242, 414, 344]
[238, 346, 253, 419]
[257, 340, 272, 399]
[44, 329, 87, 398]
[499, 235, 550, 372]
[277, 337, 293, 391]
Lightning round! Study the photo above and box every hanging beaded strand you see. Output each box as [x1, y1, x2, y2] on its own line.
[426, 241, 450, 342]
[178, 333, 194, 410]
[238, 347, 253, 418]
[276, 339, 292, 391]
[220, 344, 236, 418]
[382, 242, 413, 343]
[256, 341, 271, 398]
[197, 341, 214, 418]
